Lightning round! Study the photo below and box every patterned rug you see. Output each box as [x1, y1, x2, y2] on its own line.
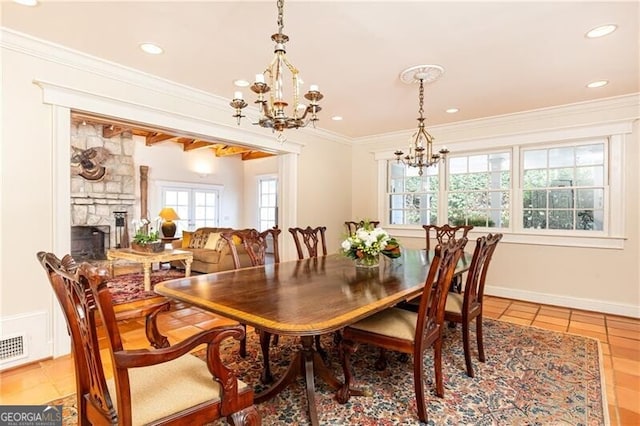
[105, 269, 187, 305]
[47, 319, 607, 425]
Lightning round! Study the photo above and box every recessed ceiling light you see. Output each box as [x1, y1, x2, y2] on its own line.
[12, 0, 38, 6]
[586, 24, 617, 39]
[331, 116, 343, 121]
[446, 108, 459, 114]
[234, 79, 250, 87]
[586, 80, 609, 88]
[139, 43, 163, 55]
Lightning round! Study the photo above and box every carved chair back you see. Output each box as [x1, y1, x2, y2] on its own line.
[462, 233, 503, 310]
[422, 224, 474, 251]
[344, 220, 380, 235]
[288, 226, 328, 259]
[223, 227, 281, 268]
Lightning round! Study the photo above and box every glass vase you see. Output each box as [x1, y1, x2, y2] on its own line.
[354, 254, 379, 268]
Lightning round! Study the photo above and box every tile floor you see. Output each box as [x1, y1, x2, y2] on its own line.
[1, 296, 638, 425]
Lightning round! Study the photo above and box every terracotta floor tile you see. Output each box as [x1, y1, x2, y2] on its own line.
[537, 307, 571, 319]
[507, 302, 539, 313]
[618, 407, 640, 425]
[483, 310, 502, 319]
[572, 309, 606, 319]
[612, 357, 640, 376]
[498, 316, 532, 326]
[609, 335, 640, 351]
[615, 386, 640, 413]
[607, 404, 619, 426]
[567, 326, 607, 342]
[534, 314, 570, 327]
[531, 321, 568, 333]
[503, 309, 536, 320]
[614, 370, 640, 392]
[608, 326, 640, 341]
[571, 313, 606, 325]
[568, 321, 607, 334]
[607, 315, 640, 325]
[610, 345, 640, 362]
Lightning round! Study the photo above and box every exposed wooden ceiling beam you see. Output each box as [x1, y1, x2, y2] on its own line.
[71, 111, 273, 161]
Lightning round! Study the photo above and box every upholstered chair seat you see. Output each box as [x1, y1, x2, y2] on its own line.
[347, 308, 418, 341]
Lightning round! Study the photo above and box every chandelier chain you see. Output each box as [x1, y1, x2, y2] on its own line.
[418, 79, 425, 120]
[277, 0, 284, 34]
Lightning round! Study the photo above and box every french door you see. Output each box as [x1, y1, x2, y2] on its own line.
[161, 185, 221, 235]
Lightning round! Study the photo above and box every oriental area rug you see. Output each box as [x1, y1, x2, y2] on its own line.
[105, 269, 187, 305]
[47, 319, 607, 425]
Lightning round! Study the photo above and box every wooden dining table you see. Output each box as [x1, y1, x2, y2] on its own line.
[155, 248, 471, 425]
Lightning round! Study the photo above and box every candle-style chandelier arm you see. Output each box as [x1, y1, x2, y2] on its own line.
[229, 0, 323, 138]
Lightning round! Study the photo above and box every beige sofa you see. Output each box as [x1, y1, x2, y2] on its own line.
[171, 227, 252, 273]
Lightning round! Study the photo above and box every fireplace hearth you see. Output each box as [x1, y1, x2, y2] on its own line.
[71, 225, 110, 261]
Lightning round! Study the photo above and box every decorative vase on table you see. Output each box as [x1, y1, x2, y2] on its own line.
[354, 254, 380, 268]
[340, 220, 401, 269]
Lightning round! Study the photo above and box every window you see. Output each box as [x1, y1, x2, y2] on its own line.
[258, 176, 277, 231]
[388, 161, 440, 225]
[448, 152, 511, 228]
[161, 184, 221, 235]
[521, 142, 605, 231]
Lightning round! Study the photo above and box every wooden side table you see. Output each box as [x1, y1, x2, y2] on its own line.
[106, 248, 193, 291]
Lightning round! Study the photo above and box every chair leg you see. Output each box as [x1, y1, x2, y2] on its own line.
[433, 338, 444, 398]
[413, 347, 428, 423]
[462, 320, 474, 378]
[239, 323, 247, 358]
[336, 339, 358, 404]
[272, 334, 279, 347]
[476, 315, 486, 363]
[374, 347, 388, 371]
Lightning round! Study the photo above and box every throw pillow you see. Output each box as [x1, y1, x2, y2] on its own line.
[188, 231, 210, 249]
[181, 230, 193, 248]
[204, 232, 222, 250]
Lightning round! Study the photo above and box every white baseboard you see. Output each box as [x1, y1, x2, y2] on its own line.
[485, 285, 640, 318]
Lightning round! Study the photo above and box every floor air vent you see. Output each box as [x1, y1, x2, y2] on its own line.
[0, 334, 27, 363]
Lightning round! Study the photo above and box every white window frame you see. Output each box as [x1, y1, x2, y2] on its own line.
[375, 122, 629, 249]
[257, 174, 278, 231]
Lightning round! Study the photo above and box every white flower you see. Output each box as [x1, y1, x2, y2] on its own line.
[341, 239, 352, 250]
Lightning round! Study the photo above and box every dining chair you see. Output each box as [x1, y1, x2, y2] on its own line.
[37, 251, 260, 426]
[336, 237, 467, 423]
[344, 220, 380, 235]
[423, 224, 473, 293]
[288, 225, 328, 259]
[288, 225, 329, 356]
[444, 233, 503, 377]
[221, 227, 282, 384]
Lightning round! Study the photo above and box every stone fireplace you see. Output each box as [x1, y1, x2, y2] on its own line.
[70, 122, 136, 260]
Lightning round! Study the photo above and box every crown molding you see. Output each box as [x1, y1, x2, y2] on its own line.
[355, 92, 640, 146]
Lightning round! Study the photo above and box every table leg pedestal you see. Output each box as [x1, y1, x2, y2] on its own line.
[142, 262, 152, 291]
[255, 335, 365, 426]
[336, 338, 371, 404]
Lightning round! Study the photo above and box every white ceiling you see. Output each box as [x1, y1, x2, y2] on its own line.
[2, 1, 638, 139]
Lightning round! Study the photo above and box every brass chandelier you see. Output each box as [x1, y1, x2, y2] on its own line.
[394, 65, 449, 176]
[230, 0, 323, 140]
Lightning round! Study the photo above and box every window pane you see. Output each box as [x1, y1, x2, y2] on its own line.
[524, 149, 547, 169]
[576, 144, 604, 166]
[386, 161, 439, 225]
[549, 189, 573, 208]
[576, 188, 604, 209]
[576, 166, 604, 186]
[449, 157, 467, 174]
[549, 169, 574, 185]
[548, 210, 574, 230]
[523, 190, 547, 209]
[523, 169, 547, 188]
[468, 155, 487, 172]
[549, 147, 574, 167]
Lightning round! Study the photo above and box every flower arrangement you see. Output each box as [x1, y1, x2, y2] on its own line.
[340, 221, 401, 267]
[131, 218, 161, 244]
